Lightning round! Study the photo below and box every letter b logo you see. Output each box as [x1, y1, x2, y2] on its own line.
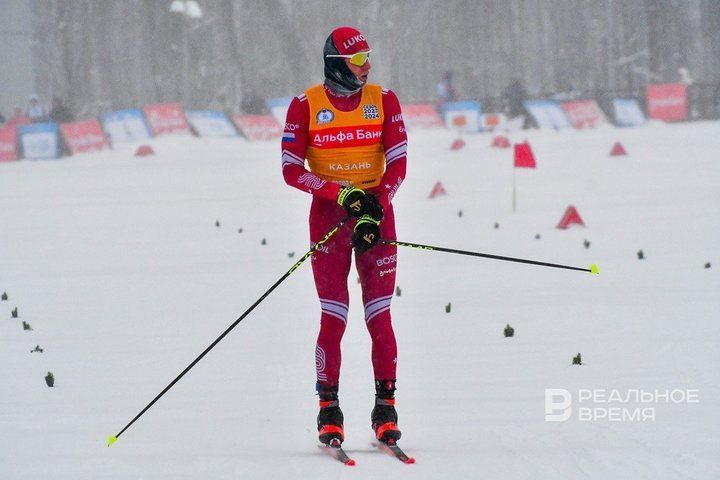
[545, 388, 572, 422]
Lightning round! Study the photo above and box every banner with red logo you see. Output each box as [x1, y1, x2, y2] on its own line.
[647, 83, 687, 121]
[59, 120, 109, 154]
[232, 115, 282, 141]
[443, 101, 483, 132]
[0, 125, 18, 162]
[481, 113, 507, 131]
[560, 100, 608, 129]
[402, 104, 444, 129]
[142, 103, 192, 136]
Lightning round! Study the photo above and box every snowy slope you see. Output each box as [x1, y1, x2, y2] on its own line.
[1, 122, 718, 479]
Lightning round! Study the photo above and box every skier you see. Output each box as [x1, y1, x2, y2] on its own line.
[281, 26, 408, 447]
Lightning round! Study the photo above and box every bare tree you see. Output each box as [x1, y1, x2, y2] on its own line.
[30, 0, 720, 117]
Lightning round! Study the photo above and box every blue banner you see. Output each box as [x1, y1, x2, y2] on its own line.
[186, 110, 238, 137]
[100, 109, 152, 146]
[18, 122, 60, 160]
[612, 98, 646, 127]
[524, 100, 571, 130]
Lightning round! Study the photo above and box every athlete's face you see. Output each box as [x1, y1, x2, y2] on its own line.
[345, 54, 371, 84]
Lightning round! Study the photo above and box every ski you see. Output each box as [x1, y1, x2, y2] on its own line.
[374, 439, 415, 464]
[319, 439, 356, 466]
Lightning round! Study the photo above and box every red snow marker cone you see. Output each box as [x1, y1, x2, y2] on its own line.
[450, 114, 466, 150]
[513, 142, 536, 168]
[556, 205, 585, 229]
[429, 181, 447, 199]
[609, 142, 627, 156]
[450, 138, 465, 150]
[492, 135, 510, 148]
[135, 145, 155, 157]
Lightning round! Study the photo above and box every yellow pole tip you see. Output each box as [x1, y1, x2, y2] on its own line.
[589, 263, 599, 275]
[107, 436, 118, 447]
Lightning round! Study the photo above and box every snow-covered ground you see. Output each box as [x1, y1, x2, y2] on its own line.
[1, 121, 718, 479]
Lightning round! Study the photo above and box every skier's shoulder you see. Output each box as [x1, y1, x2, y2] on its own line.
[366, 83, 393, 96]
[288, 89, 314, 115]
[284, 93, 312, 129]
[362, 84, 400, 111]
[375, 86, 401, 114]
[297, 84, 327, 102]
[364, 83, 393, 97]
[293, 90, 309, 105]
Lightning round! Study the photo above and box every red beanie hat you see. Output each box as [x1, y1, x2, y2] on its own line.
[331, 26, 371, 55]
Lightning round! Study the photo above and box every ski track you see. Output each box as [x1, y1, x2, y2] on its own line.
[1, 122, 719, 479]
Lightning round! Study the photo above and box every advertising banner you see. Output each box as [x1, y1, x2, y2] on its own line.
[186, 111, 238, 137]
[143, 103, 192, 136]
[402, 104, 444, 129]
[647, 83, 687, 121]
[266, 97, 293, 129]
[481, 113, 507, 131]
[232, 115, 282, 141]
[0, 125, 18, 162]
[101, 109, 152, 147]
[60, 120, 109, 154]
[524, 100, 571, 129]
[18, 122, 60, 160]
[612, 98, 646, 127]
[443, 101, 483, 132]
[560, 100, 608, 129]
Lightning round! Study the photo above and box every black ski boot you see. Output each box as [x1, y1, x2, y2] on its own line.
[371, 379, 401, 443]
[317, 384, 344, 446]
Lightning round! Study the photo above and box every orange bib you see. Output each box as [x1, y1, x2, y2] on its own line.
[305, 84, 385, 188]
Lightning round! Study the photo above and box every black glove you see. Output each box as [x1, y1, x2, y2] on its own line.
[364, 194, 384, 222]
[337, 186, 367, 217]
[337, 186, 384, 221]
[352, 215, 381, 253]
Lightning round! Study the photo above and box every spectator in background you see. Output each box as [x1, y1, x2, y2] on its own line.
[504, 77, 533, 129]
[436, 70, 459, 114]
[49, 96, 74, 124]
[0, 111, 5, 125]
[6, 107, 31, 127]
[678, 67, 693, 85]
[25, 94, 47, 122]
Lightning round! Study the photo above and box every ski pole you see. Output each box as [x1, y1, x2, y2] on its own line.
[108, 216, 350, 447]
[382, 239, 599, 274]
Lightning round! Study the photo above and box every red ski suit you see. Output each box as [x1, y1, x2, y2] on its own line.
[281, 84, 407, 388]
